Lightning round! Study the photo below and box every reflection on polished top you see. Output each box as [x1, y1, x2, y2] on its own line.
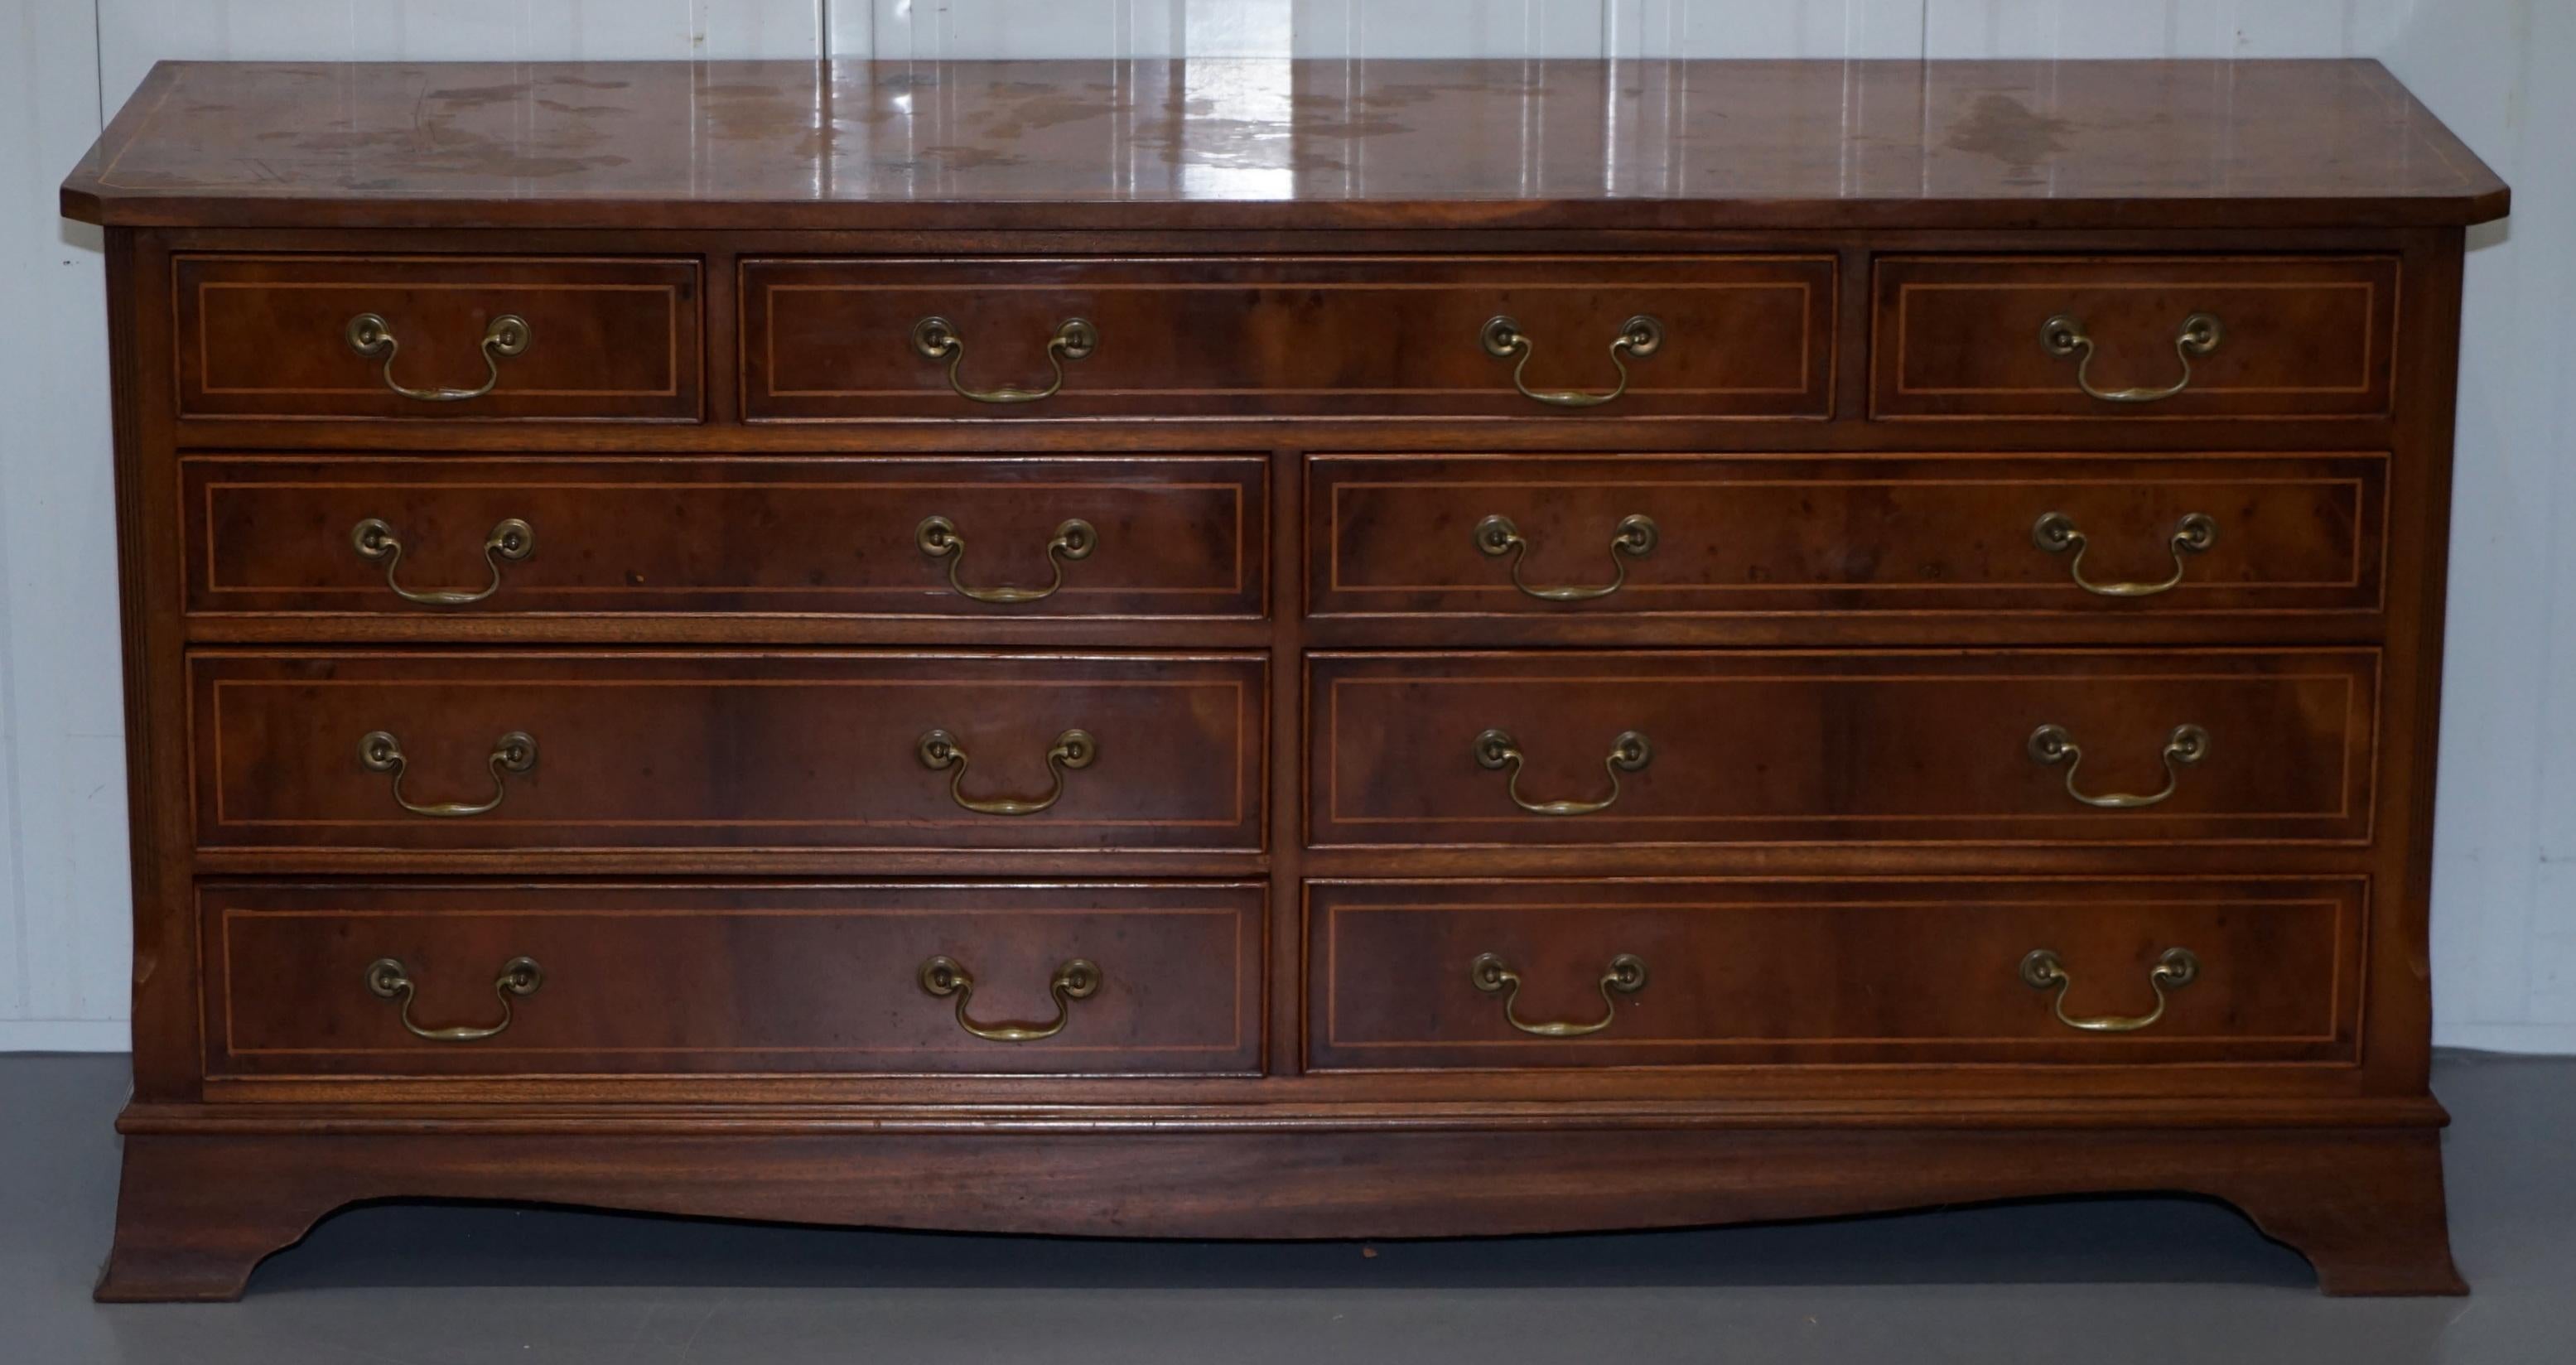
[62, 57, 2507, 229]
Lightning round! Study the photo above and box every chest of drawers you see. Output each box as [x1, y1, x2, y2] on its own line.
[65, 56, 2506, 1299]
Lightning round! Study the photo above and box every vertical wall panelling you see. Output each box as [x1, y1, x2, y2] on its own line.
[1, 0, 126, 1051]
[9, 0, 2571, 1054]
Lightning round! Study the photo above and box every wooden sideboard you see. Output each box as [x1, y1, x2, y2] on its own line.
[62, 57, 2509, 1300]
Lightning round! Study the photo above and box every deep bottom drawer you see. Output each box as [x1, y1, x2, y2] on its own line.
[1307, 878, 2362, 1071]
[205, 882, 1265, 1078]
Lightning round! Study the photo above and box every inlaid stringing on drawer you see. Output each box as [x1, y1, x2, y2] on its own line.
[740, 255, 1836, 421]
[182, 456, 1268, 620]
[1309, 649, 2378, 848]
[202, 881, 1266, 1078]
[173, 254, 704, 422]
[1305, 877, 2364, 1071]
[191, 652, 1266, 853]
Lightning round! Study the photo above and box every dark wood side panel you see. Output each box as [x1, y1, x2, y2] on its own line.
[1872, 256, 2399, 420]
[1309, 451, 2387, 630]
[200, 881, 1264, 1078]
[182, 455, 1266, 620]
[173, 254, 702, 421]
[1309, 649, 2377, 847]
[191, 651, 1266, 853]
[1306, 877, 2362, 1071]
[741, 255, 1835, 420]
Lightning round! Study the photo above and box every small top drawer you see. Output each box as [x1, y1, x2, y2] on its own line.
[174, 254, 702, 421]
[1871, 256, 2397, 420]
[741, 255, 1835, 421]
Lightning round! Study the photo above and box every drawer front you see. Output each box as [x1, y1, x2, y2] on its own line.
[175, 254, 702, 421]
[1310, 453, 2385, 624]
[203, 882, 1263, 1077]
[742, 256, 1834, 420]
[1872, 256, 2397, 420]
[1309, 649, 2375, 847]
[1306, 878, 2362, 1070]
[184, 456, 1266, 620]
[193, 652, 1265, 853]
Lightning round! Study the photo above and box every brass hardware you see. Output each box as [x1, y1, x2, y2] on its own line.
[359, 731, 537, 818]
[2026, 723, 2208, 810]
[918, 955, 1100, 1042]
[2020, 947, 2200, 1033]
[1480, 314, 1662, 408]
[1474, 514, 1658, 601]
[1474, 728, 1651, 816]
[364, 955, 543, 1042]
[350, 517, 534, 606]
[918, 727, 1096, 817]
[1469, 953, 1647, 1037]
[2032, 511, 2216, 598]
[910, 315, 1097, 404]
[915, 515, 1097, 604]
[2040, 311, 2222, 403]
[344, 311, 531, 403]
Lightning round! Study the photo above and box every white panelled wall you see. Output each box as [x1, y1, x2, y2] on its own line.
[0, 0, 2567, 1053]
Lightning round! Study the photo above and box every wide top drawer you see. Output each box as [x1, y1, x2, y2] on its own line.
[741, 256, 1835, 421]
[175, 254, 702, 422]
[1872, 256, 2398, 420]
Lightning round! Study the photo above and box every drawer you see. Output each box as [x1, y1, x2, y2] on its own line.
[1305, 878, 2362, 1070]
[183, 456, 1266, 620]
[1309, 453, 2385, 625]
[174, 254, 702, 421]
[741, 255, 1834, 420]
[1871, 256, 2397, 420]
[191, 651, 1265, 853]
[202, 881, 1264, 1077]
[1309, 649, 2376, 847]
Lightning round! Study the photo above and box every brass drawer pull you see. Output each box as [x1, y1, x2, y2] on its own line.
[2020, 948, 2199, 1033]
[1475, 514, 1658, 601]
[350, 517, 534, 606]
[919, 955, 1100, 1042]
[2026, 724, 2207, 810]
[1481, 314, 1662, 408]
[359, 730, 537, 818]
[918, 727, 1096, 817]
[364, 955, 543, 1042]
[2041, 311, 2222, 403]
[2032, 511, 2215, 598]
[1474, 728, 1650, 817]
[1470, 953, 1647, 1037]
[344, 311, 531, 403]
[911, 315, 1097, 404]
[916, 516, 1096, 604]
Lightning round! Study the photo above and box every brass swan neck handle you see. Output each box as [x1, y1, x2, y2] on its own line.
[359, 731, 536, 818]
[911, 316, 1097, 404]
[918, 728, 1096, 817]
[1470, 953, 1648, 1037]
[1475, 728, 1651, 816]
[350, 517, 534, 606]
[365, 956, 543, 1042]
[916, 516, 1096, 604]
[2032, 512, 2215, 598]
[2020, 948, 2199, 1033]
[1481, 314, 1662, 408]
[2041, 311, 2222, 404]
[1475, 514, 1658, 601]
[2026, 724, 2207, 810]
[345, 312, 531, 403]
[919, 955, 1100, 1042]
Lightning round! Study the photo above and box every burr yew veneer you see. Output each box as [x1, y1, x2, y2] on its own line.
[64, 56, 2508, 1299]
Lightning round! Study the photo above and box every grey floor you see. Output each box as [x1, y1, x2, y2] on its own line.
[3, 1054, 2569, 1364]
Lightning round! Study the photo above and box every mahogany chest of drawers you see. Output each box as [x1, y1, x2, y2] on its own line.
[63, 56, 2508, 1299]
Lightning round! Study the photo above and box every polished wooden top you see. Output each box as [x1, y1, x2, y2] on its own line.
[63, 57, 2506, 230]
